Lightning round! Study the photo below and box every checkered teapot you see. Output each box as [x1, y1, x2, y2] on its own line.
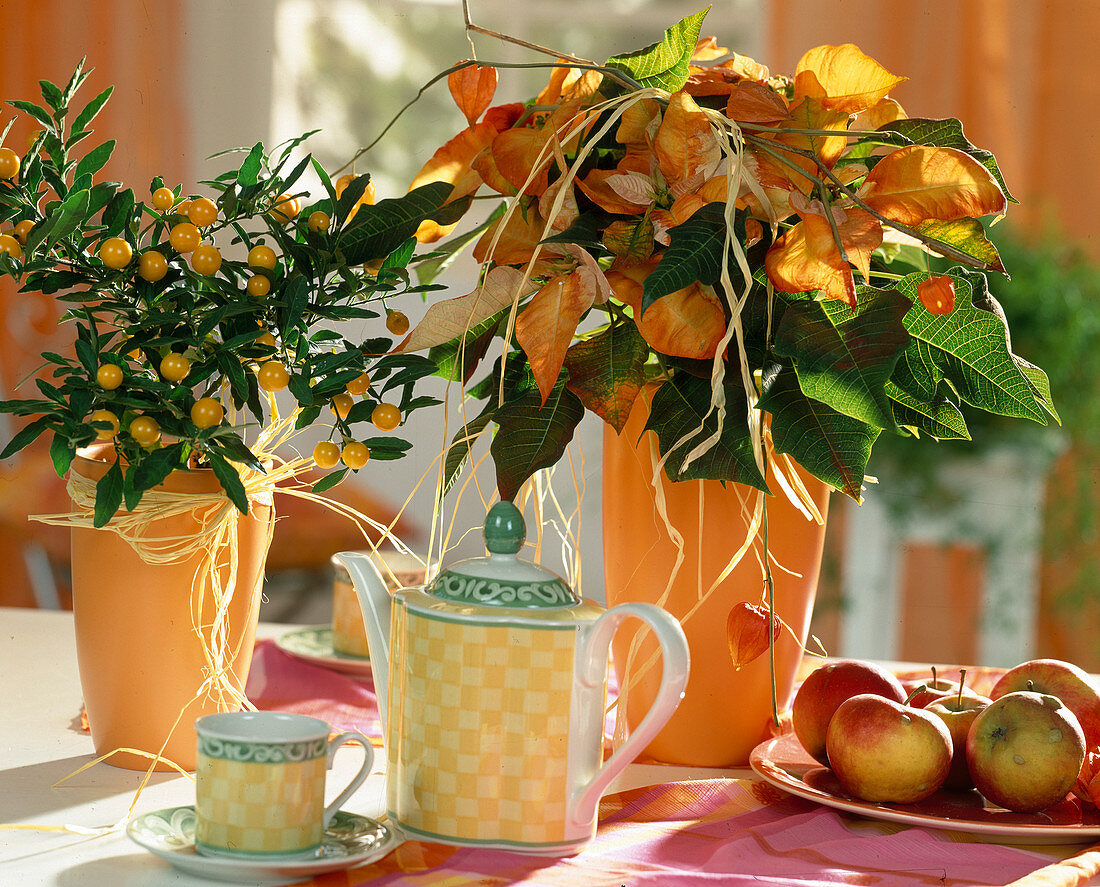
[335, 500, 689, 855]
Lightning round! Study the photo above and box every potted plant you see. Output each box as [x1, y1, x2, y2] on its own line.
[391, 11, 1055, 764]
[0, 62, 458, 769]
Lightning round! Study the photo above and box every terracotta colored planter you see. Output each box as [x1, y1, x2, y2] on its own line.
[602, 394, 831, 767]
[70, 445, 273, 771]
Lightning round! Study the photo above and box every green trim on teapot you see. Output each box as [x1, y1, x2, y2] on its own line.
[428, 572, 576, 608]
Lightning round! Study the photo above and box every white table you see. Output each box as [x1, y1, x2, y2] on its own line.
[0, 607, 738, 885]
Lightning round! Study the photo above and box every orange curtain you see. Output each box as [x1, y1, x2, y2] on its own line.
[0, 0, 190, 606]
[767, 0, 1100, 665]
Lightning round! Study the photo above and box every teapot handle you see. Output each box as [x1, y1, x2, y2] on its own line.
[570, 602, 689, 829]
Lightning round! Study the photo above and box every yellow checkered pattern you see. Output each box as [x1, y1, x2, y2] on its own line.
[195, 756, 325, 854]
[332, 578, 370, 656]
[388, 608, 576, 845]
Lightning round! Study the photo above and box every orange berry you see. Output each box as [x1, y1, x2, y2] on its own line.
[258, 360, 290, 392]
[371, 402, 401, 431]
[256, 331, 276, 349]
[190, 243, 222, 275]
[0, 234, 22, 260]
[312, 441, 341, 469]
[270, 193, 299, 224]
[307, 210, 330, 233]
[99, 237, 133, 269]
[169, 222, 200, 253]
[138, 250, 168, 282]
[386, 310, 410, 336]
[345, 372, 371, 396]
[151, 187, 175, 211]
[341, 442, 370, 470]
[187, 196, 218, 227]
[248, 244, 277, 270]
[159, 353, 190, 382]
[331, 393, 354, 419]
[129, 416, 161, 447]
[334, 174, 355, 197]
[13, 219, 33, 243]
[0, 147, 21, 179]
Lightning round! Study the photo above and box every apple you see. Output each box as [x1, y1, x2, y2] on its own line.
[990, 658, 1100, 751]
[792, 659, 907, 765]
[967, 690, 1086, 812]
[926, 691, 991, 789]
[826, 693, 953, 803]
[902, 667, 986, 709]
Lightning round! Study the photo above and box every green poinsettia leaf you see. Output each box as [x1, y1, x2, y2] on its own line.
[491, 369, 585, 502]
[563, 320, 648, 433]
[886, 381, 970, 440]
[641, 202, 726, 315]
[443, 404, 495, 495]
[915, 218, 1004, 273]
[775, 286, 911, 432]
[875, 117, 1016, 203]
[338, 182, 457, 266]
[758, 367, 878, 501]
[644, 373, 766, 490]
[895, 269, 1046, 423]
[606, 8, 709, 92]
[93, 459, 124, 528]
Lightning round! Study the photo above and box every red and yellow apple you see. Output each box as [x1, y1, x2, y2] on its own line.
[826, 693, 953, 803]
[990, 658, 1100, 751]
[926, 692, 991, 789]
[967, 690, 1086, 813]
[792, 659, 907, 765]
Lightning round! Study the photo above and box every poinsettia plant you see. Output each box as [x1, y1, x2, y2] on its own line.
[0, 62, 462, 525]
[397, 10, 1055, 503]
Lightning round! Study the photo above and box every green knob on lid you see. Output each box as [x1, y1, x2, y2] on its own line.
[484, 501, 525, 554]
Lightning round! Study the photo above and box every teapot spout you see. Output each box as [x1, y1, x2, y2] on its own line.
[333, 551, 393, 733]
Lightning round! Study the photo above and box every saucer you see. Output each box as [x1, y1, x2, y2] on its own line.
[127, 806, 399, 885]
[274, 626, 373, 676]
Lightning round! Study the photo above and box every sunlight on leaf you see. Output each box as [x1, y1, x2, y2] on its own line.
[794, 43, 906, 115]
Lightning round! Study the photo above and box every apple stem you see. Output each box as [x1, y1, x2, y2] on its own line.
[905, 684, 927, 706]
[958, 667, 967, 707]
[931, 665, 938, 686]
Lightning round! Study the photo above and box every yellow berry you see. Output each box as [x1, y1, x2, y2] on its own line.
[258, 360, 290, 392]
[151, 187, 175, 211]
[248, 244, 277, 270]
[99, 237, 133, 269]
[386, 310, 410, 336]
[190, 243, 222, 275]
[89, 409, 120, 440]
[342, 441, 370, 470]
[0, 234, 23, 260]
[187, 196, 218, 227]
[13, 219, 34, 243]
[256, 331, 276, 349]
[96, 364, 124, 390]
[312, 440, 341, 469]
[270, 193, 300, 223]
[138, 250, 168, 282]
[159, 353, 190, 382]
[307, 210, 330, 233]
[0, 146, 21, 180]
[246, 274, 271, 298]
[372, 402, 401, 431]
[190, 397, 224, 429]
[169, 222, 200, 253]
[129, 416, 161, 447]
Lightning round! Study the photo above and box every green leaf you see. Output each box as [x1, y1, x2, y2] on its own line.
[562, 319, 648, 433]
[8, 99, 54, 129]
[1015, 356, 1060, 425]
[443, 405, 495, 493]
[208, 452, 249, 514]
[886, 381, 970, 440]
[644, 373, 767, 489]
[605, 8, 709, 92]
[758, 367, 879, 501]
[491, 370, 585, 502]
[895, 269, 1045, 423]
[71, 139, 115, 184]
[312, 468, 348, 494]
[0, 415, 54, 459]
[71, 86, 113, 136]
[132, 443, 182, 491]
[39, 78, 64, 112]
[641, 202, 725, 315]
[93, 460, 124, 527]
[237, 143, 264, 186]
[914, 218, 1003, 273]
[338, 182, 454, 266]
[876, 117, 1016, 203]
[775, 286, 911, 431]
[28, 188, 90, 253]
[74, 337, 97, 374]
[209, 435, 265, 473]
[50, 433, 74, 477]
[415, 202, 506, 286]
[335, 173, 372, 225]
[360, 436, 413, 461]
[101, 187, 135, 238]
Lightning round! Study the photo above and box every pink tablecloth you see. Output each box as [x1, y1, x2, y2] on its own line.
[246, 638, 1100, 887]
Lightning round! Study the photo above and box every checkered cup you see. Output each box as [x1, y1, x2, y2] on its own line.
[193, 711, 373, 858]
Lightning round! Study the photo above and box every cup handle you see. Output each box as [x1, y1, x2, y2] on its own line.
[323, 731, 375, 827]
[570, 602, 689, 829]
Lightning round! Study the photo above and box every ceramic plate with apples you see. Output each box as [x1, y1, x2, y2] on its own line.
[750, 658, 1100, 843]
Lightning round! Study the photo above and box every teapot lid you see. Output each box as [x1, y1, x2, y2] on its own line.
[424, 501, 580, 609]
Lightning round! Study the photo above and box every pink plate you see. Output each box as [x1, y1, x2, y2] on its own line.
[750, 732, 1100, 845]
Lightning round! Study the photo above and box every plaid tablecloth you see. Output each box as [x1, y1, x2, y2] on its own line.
[247, 638, 1100, 886]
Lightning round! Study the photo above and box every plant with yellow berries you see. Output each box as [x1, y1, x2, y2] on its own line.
[0, 62, 462, 525]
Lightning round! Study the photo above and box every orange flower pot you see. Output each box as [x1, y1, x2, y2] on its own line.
[602, 397, 831, 767]
[70, 445, 273, 771]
